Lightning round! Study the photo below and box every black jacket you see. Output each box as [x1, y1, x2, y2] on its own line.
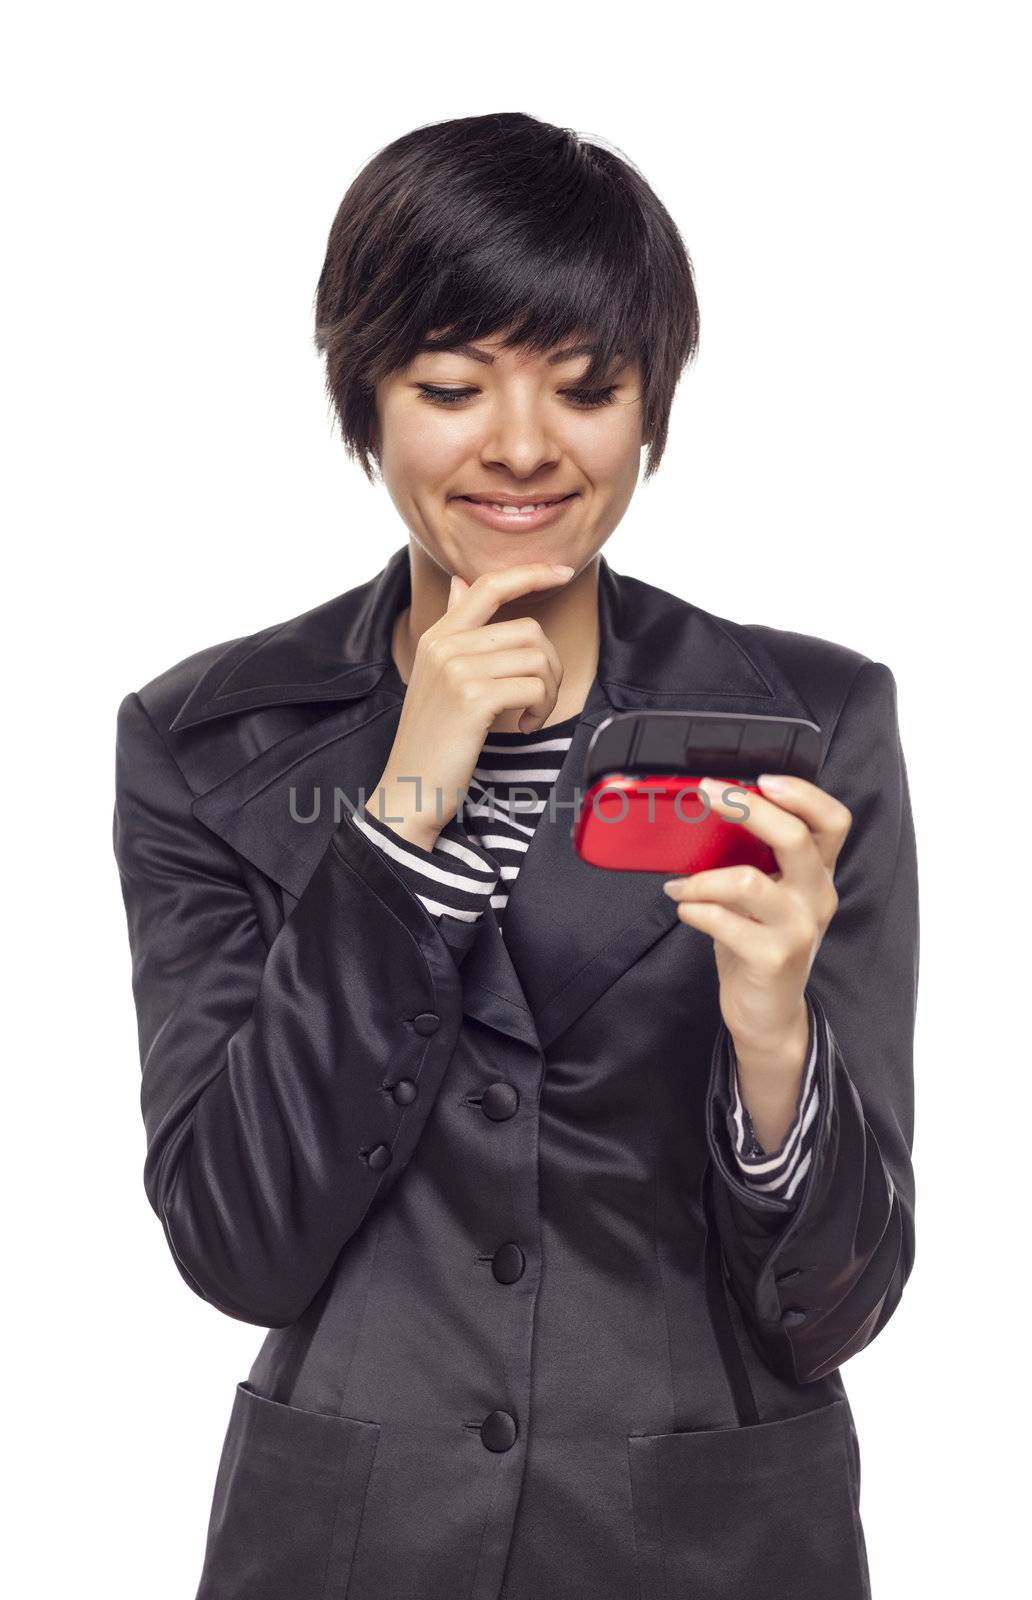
[112, 545, 918, 1600]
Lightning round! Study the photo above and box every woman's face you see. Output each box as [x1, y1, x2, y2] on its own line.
[372, 329, 644, 581]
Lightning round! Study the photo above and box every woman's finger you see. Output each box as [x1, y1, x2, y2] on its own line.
[429, 618, 564, 680]
[443, 561, 576, 631]
[697, 774, 851, 884]
[663, 862, 782, 926]
[667, 897, 773, 965]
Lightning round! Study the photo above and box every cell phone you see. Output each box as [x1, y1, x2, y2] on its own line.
[572, 709, 822, 875]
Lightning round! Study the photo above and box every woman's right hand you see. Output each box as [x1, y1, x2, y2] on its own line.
[367, 561, 575, 851]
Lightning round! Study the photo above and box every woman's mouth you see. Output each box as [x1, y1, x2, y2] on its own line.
[454, 493, 578, 532]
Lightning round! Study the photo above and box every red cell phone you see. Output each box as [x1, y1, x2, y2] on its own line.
[572, 709, 822, 875]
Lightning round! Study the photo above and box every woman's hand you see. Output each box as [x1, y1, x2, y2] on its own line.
[369, 561, 573, 851]
[662, 774, 852, 1149]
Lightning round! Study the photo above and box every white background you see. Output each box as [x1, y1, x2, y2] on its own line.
[5, 3, 1028, 1594]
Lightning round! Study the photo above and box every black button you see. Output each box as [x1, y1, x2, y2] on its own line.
[391, 1079, 417, 1105]
[482, 1082, 519, 1121]
[366, 1143, 393, 1170]
[492, 1243, 526, 1284]
[780, 1305, 807, 1327]
[412, 1012, 440, 1035]
[480, 1409, 518, 1452]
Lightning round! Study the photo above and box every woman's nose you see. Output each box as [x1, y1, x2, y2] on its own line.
[478, 397, 562, 480]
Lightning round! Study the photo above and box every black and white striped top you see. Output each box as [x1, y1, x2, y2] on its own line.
[351, 713, 819, 1201]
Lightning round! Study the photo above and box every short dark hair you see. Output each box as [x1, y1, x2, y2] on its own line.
[313, 112, 700, 482]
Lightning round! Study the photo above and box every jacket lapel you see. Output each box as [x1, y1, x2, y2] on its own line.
[168, 545, 818, 1054]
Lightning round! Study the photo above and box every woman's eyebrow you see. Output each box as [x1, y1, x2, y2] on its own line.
[415, 340, 623, 367]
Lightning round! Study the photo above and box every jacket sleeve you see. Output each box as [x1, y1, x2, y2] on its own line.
[112, 689, 473, 1329]
[704, 659, 919, 1385]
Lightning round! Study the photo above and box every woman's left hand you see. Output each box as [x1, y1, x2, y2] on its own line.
[662, 774, 853, 1065]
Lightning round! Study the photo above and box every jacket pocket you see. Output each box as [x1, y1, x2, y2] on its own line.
[627, 1397, 869, 1600]
[195, 1379, 381, 1600]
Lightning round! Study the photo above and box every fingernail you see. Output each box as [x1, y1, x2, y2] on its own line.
[550, 563, 575, 575]
[758, 773, 787, 793]
[662, 879, 685, 895]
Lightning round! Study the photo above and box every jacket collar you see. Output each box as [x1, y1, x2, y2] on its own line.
[170, 543, 812, 731]
[172, 544, 817, 1052]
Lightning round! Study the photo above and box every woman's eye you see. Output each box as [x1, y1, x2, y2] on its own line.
[416, 385, 477, 406]
[562, 386, 619, 408]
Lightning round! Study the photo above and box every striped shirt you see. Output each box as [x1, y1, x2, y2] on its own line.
[351, 713, 819, 1201]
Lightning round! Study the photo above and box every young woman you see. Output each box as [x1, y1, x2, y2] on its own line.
[113, 112, 918, 1600]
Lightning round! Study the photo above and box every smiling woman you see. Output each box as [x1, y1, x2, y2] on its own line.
[113, 110, 917, 1600]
